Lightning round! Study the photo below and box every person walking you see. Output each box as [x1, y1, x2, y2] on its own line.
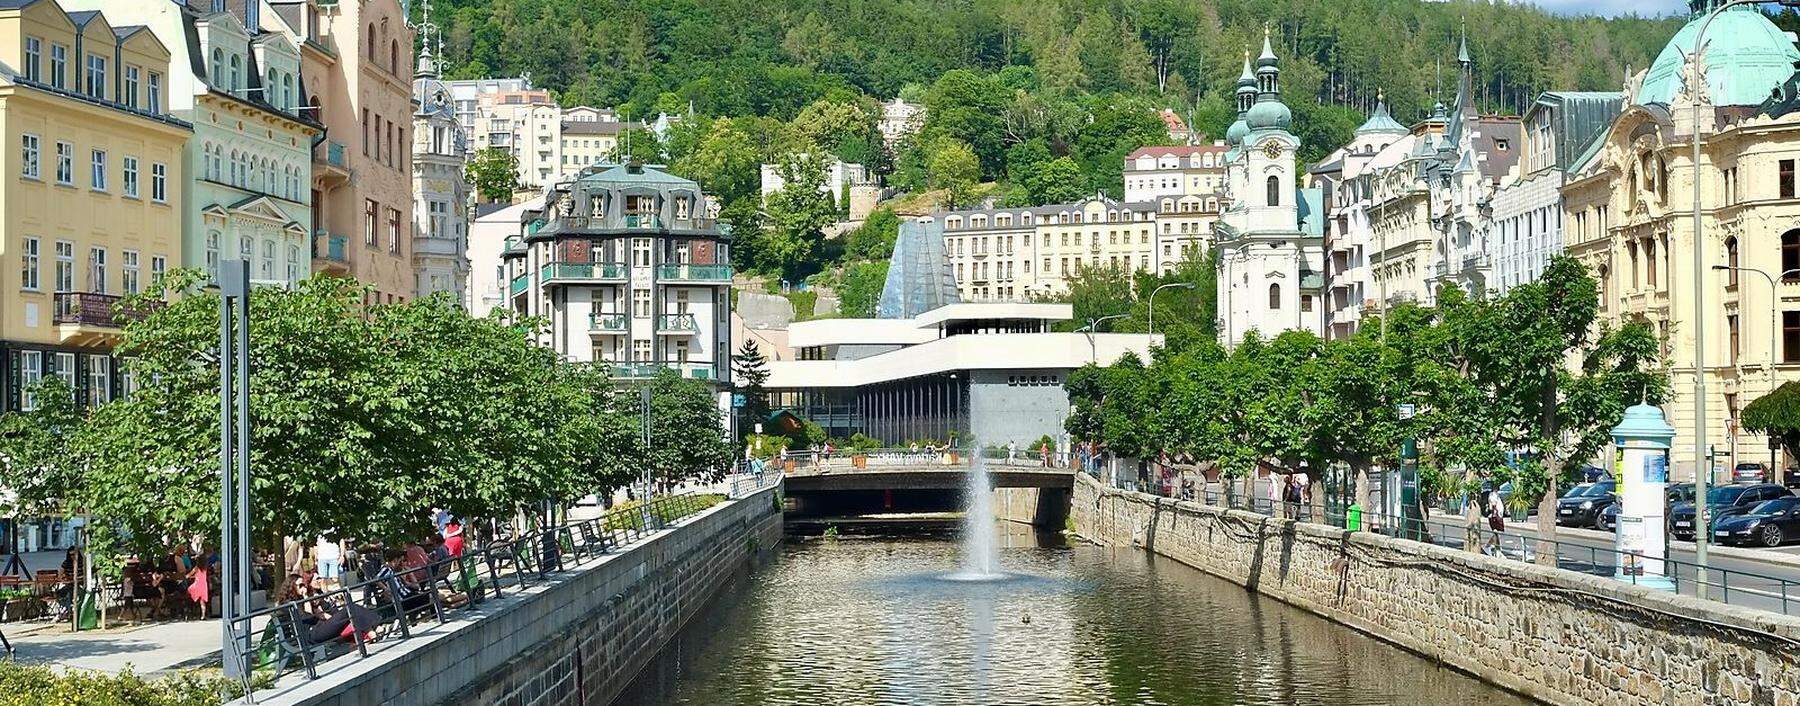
[315, 536, 343, 589]
[1007, 440, 1017, 465]
[1484, 486, 1506, 556]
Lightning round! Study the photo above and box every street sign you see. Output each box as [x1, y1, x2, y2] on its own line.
[732, 393, 746, 408]
[1396, 403, 1416, 420]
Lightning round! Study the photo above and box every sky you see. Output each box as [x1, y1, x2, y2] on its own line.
[1515, 0, 1687, 18]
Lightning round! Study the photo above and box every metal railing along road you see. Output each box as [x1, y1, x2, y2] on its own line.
[773, 447, 1063, 471]
[232, 492, 721, 684]
[1111, 473, 1800, 616]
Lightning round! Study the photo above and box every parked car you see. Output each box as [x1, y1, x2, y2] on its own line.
[1711, 496, 1800, 547]
[1733, 462, 1769, 484]
[1670, 483, 1794, 540]
[1556, 481, 1617, 528]
[1597, 485, 1697, 532]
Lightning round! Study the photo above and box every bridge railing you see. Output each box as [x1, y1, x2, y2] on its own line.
[764, 447, 1069, 471]
[229, 491, 725, 688]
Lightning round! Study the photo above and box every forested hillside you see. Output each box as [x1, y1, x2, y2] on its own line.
[429, 0, 1690, 151]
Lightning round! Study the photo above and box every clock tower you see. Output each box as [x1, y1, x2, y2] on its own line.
[1243, 29, 1299, 233]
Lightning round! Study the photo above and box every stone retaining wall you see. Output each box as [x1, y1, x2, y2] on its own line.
[1071, 474, 1800, 706]
[244, 485, 784, 706]
[994, 486, 1070, 528]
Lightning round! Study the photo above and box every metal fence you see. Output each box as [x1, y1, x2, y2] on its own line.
[232, 492, 721, 685]
[1107, 471, 1800, 616]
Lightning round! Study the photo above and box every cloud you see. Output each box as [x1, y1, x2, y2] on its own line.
[1514, 0, 1687, 18]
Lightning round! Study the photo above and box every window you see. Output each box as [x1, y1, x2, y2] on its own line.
[88, 247, 106, 293]
[121, 250, 140, 294]
[205, 231, 220, 281]
[123, 66, 139, 109]
[122, 157, 139, 198]
[54, 240, 72, 293]
[20, 237, 39, 291]
[20, 134, 38, 179]
[364, 199, 378, 245]
[54, 352, 74, 392]
[632, 238, 651, 267]
[261, 239, 275, 280]
[23, 37, 39, 82]
[1784, 230, 1800, 280]
[1268, 283, 1281, 309]
[89, 149, 106, 191]
[1726, 236, 1739, 287]
[632, 288, 651, 318]
[287, 244, 300, 282]
[49, 43, 65, 89]
[84, 53, 105, 99]
[151, 163, 167, 202]
[387, 208, 401, 253]
[1787, 311, 1800, 363]
[1266, 176, 1280, 206]
[1782, 160, 1796, 200]
[54, 142, 71, 185]
[1729, 314, 1740, 366]
[19, 351, 41, 411]
[150, 255, 166, 285]
[86, 355, 109, 406]
[210, 48, 222, 86]
[362, 108, 370, 156]
[147, 71, 162, 113]
[1301, 294, 1314, 313]
[228, 54, 240, 91]
[239, 235, 253, 265]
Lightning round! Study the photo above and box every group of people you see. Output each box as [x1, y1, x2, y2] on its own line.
[271, 515, 473, 648]
[122, 544, 218, 621]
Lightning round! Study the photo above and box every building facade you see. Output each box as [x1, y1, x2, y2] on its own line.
[500, 163, 732, 390]
[878, 97, 923, 148]
[560, 118, 635, 173]
[1561, 0, 1800, 480]
[1486, 92, 1621, 294]
[409, 32, 467, 301]
[272, 0, 414, 303]
[443, 75, 529, 136]
[1122, 144, 1227, 204]
[76, 0, 317, 291]
[466, 197, 539, 316]
[1215, 38, 1325, 344]
[1313, 93, 1411, 339]
[473, 87, 559, 188]
[932, 197, 1168, 302]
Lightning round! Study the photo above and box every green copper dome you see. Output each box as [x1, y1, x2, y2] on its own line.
[1246, 100, 1291, 131]
[1226, 118, 1249, 146]
[1639, 7, 1800, 108]
[1356, 94, 1408, 136]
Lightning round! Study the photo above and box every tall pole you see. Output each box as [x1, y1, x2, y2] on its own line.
[1148, 282, 1195, 342]
[218, 259, 251, 679]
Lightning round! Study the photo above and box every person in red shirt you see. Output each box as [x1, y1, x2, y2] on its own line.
[443, 522, 465, 557]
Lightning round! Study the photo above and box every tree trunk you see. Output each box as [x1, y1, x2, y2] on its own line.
[1353, 463, 1369, 530]
[1536, 474, 1559, 567]
[1463, 465, 1482, 553]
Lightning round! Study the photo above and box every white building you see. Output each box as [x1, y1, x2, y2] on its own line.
[410, 37, 470, 301]
[1312, 93, 1411, 339]
[764, 302, 1156, 444]
[469, 87, 561, 188]
[443, 76, 530, 136]
[500, 164, 732, 391]
[466, 197, 540, 316]
[879, 97, 924, 147]
[759, 157, 871, 201]
[1423, 35, 1523, 299]
[1485, 92, 1621, 293]
[1122, 144, 1228, 204]
[1215, 36, 1326, 344]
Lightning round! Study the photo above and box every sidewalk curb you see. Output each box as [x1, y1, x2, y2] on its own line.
[1553, 525, 1800, 568]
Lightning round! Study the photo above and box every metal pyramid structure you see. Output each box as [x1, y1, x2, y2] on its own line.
[876, 218, 960, 319]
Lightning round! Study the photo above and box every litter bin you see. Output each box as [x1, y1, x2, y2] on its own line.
[1346, 504, 1363, 532]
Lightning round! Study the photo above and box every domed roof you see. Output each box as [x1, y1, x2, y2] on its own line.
[1356, 93, 1408, 136]
[1639, 7, 1800, 108]
[1246, 100, 1291, 131]
[1226, 118, 1249, 146]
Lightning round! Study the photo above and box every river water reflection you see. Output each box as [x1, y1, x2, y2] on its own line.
[629, 525, 1536, 706]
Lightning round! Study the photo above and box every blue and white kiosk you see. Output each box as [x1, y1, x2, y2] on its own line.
[1611, 403, 1675, 591]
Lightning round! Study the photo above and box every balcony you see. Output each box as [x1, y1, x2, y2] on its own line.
[656, 263, 731, 283]
[510, 273, 529, 296]
[312, 230, 350, 273]
[590, 312, 627, 334]
[623, 214, 663, 229]
[540, 261, 628, 284]
[656, 313, 698, 334]
[54, 292, 157, 346]
[502, 235, 523, 254]
[313, 139, 351, 187]
[610, 361, 717, 381]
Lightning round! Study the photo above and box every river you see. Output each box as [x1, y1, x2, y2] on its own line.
[624, 525, 1536, 705]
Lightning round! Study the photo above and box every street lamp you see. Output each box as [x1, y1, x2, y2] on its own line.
[1712, 264, 1800, 478]
[1148, 282, 1197, 342]
[1076, 313, 1130, 364]
[1687, 0, 1800, 597]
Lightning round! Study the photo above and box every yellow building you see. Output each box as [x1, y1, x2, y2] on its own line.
[935, 198, 1170, 302]
[1561, 4, 1800, 481]
[0, 0, 189, 411]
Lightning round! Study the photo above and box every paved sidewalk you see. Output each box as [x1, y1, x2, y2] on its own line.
[5, 618, 229, 674]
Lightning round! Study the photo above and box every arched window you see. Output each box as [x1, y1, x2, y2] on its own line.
[1725, 236, 1740, 287]
[229, 150, 239, 184]
[391, 39, 400, 74]
[1266, 175, 1280, 206]
[210, 49, 222, 84]
[228, 54, 240, 90]
[1782, 229, 1800, 278]
[1268, 283, 1281, 309]
[367, 26, 376, 60]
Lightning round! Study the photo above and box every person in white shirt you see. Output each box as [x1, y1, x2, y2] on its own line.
[315, 536, 344, 588]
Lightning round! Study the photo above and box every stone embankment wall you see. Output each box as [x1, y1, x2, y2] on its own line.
[247, 485, 784, 706]
[994, 486, 1070, 528]
[1071, 474, 1800, 706]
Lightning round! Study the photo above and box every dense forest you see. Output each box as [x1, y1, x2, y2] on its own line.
[427, 0, 1695, 150]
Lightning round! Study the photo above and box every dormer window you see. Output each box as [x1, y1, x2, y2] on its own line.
[676, 198, 690, 219]
[228, 54, 241, 91]
[84, 54, 106, 100]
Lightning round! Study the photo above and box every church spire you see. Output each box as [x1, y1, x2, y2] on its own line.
[414, 0, 439, 80]
[1236, 49, 1256, 113]
[1256, 25, 1281, 99]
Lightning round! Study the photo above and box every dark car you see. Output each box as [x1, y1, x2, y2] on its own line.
[1598, 485, 1697, 532]
[1670, 483, 1794, 540]
[1711, 496, 1800, 547]
[1556, 481, 1617, 528]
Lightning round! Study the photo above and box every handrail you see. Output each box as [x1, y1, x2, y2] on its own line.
[230, 491, 724, 683]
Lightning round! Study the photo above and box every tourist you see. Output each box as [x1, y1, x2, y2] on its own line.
[1485, 486, 1506, 556]
[443, 522, 466, 558]
[1007, 440, 1017, 464]
[1039, 441, 1050, 468]
[316, 536, 343, 589]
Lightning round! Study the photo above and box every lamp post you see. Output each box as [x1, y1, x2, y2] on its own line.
[1148, 282, 1197, 342]
[1077, 314, 1129, 364]
[1686, 0, 1800, 597]
[1710, 264, 1799, 483]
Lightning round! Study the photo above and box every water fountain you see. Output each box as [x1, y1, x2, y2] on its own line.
[953, 449, 1003, 580]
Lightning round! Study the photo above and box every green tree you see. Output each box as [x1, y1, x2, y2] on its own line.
[633, 372, 734, 484]
[791, 98, 872, 157]
[0, 379, 85, 526]
[467, 148, 521, 202]
[844, 209, 900, 260]
[1744, 382, 1800, 481]
[671, 118, 763, 205]
[927, 138, 981, 209]
[836, 260, 890, 318]
[732, 340, 772, 434]
[1023, 156, 1088, 205]
[760, 153, 837, 280]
